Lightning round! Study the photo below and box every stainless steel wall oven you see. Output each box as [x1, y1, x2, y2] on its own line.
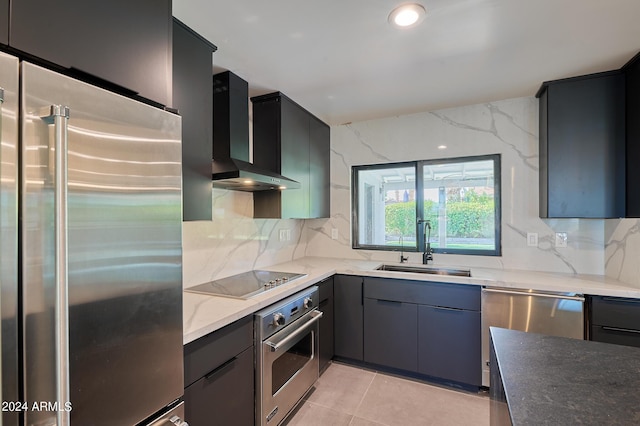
[255, 286, 322, 426]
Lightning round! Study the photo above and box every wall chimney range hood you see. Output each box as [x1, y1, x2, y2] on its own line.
[212, 71, 300, 191]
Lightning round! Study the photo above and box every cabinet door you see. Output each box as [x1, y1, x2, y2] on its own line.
[309, 116, 330, 218]
[364, 298, 418, 372]
[334, 275, 363, 361]
[173, 19, 215, 221]
[183, 347, 254, 426]
[0, 0, 7, 45]
[418, 305, 481, 387]
[318, 277, 334, 372]
[626, 54, 640, 217]
[539, 72, 625, 218]
[280, 97, 310, 218]
[10, 0, 172, 106]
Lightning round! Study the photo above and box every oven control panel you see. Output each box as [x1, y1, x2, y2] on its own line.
[255, 286, 319, 339]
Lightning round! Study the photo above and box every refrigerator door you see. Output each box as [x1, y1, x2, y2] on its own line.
[21, 62, 183, 426]
[0, 51, 19, 426]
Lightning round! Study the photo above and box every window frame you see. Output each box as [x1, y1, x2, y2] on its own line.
[351, 154, 502, 256]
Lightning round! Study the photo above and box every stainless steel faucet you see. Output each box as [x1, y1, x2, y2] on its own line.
[417, 219, 433, 264]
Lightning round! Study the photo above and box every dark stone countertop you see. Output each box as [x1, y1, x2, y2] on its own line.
[490, 327, 640, 425]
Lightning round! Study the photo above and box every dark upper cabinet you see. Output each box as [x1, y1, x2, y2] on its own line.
[625, 53, 640, 217]
[9, 0, 172, 106]
[172, 19, 216, 221]
[0, 0, 7, 45]
[537, 71, 625, 218]
[309, 115, 331, 218]
[252, 92, 330, 219]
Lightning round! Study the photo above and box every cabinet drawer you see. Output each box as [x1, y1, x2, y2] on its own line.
[364, 277, 480, 311]
[184, 315, 253, 387]
[184, 346, 254, 426]
[591, 325, 640, 349]
[591, 296, 640, 329]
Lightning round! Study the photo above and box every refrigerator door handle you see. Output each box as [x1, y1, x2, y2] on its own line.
[41, 105, 71, 426]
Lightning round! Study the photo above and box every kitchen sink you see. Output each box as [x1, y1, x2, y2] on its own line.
[376, 264, 471, 277]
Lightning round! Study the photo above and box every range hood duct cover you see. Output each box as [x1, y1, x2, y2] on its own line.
[212, 71, 300, 191]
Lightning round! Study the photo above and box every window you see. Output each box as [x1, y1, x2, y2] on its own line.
[352, 154, 501, 256]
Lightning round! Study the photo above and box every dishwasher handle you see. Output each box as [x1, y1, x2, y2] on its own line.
[482, 287, 585, 302]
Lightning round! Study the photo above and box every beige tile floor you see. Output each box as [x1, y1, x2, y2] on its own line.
[283, 362, 489, 426]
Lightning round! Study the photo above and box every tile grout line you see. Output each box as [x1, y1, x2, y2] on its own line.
[349, 369, 381, 425]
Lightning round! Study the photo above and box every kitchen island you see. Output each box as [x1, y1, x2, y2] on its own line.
[490, 327, 640, 425]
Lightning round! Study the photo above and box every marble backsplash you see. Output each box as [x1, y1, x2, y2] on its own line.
[181, 95, 640, 289]
[181, 189, 307, 288]
[304, 96, 609, 277]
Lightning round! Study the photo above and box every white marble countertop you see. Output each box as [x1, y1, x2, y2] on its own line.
[183, 256, 640, 344]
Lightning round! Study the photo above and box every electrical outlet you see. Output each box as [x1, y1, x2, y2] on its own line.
[555, 232, 568, 248]
[527, 232, 538, 247]
[331, 228, 339, 240]
[279, 229, 288, 242]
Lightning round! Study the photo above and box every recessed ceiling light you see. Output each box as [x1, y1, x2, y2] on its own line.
[438, 145, 447, 150]
[388, 3, 427, 28]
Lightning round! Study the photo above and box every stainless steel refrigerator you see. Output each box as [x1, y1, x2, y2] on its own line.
[1, 51, 185, 425]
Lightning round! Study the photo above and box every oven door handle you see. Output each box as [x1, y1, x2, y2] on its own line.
[266, 310, 323, 352]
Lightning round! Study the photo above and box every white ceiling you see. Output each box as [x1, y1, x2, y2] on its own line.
[173, 0, 640, 125]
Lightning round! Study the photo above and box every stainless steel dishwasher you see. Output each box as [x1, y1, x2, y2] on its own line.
[481, 287, 585, 387]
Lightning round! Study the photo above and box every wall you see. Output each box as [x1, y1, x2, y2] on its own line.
[304, 96, 607, 275]
[182, 189, 306, 288]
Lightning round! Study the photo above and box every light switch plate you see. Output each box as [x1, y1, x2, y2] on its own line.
[331, 228, 339, 240]
[555, 232, 568, 248]
[527, 232, 538, 247]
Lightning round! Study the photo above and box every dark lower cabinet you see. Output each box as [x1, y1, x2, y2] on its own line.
[590, 295, 640, 348]
[335, 275, 481, 388]
[364, 298, 417, 372]
[318, 276, 334, 373]
[334, 275, 363, 361]
[183, 316, 254, 426]
[184, 347, 254, 426]
[9, 0, 172, 106]
[418, 305, 481, 386]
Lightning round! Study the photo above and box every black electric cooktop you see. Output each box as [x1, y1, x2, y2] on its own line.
[185, 270, 307, 300]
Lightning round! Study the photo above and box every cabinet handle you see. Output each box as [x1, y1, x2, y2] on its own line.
[483, 287, 584, 302]
[374, 298, 402, 305]
[42, 105, 71, 426]
[601, 326, 640, 335]
[429, 305, 467, 312]
[266, 310, 323, 352]
[204, 356, 238, 381]
[601, 296, 640, 304]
